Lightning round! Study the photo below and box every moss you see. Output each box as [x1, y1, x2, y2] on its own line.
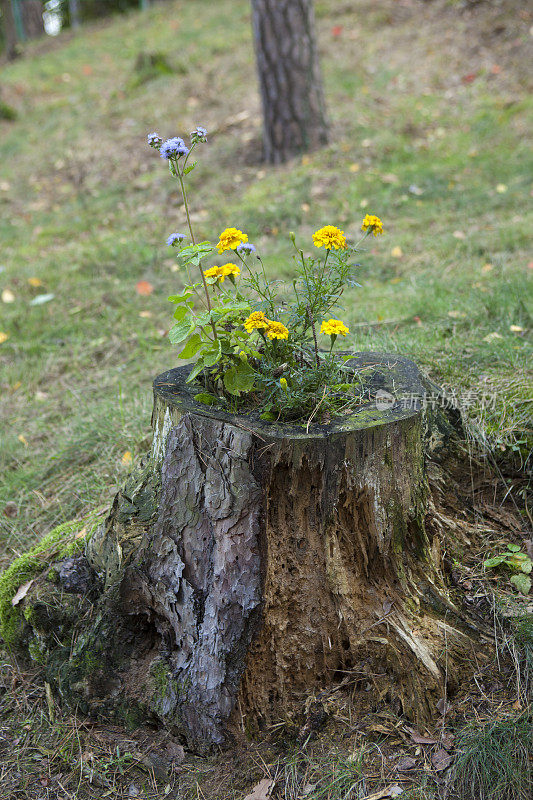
[0, 510, 103, 648]
[28, 637, 47, 665]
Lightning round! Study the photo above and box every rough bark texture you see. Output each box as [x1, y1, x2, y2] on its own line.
[251, 0, 328, 163]
[21, 0, 44, 39]
[6, 353, 490, 752]
[1, 0, 19, 59]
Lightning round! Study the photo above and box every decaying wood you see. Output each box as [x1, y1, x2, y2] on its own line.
[12, 353, 490, 751]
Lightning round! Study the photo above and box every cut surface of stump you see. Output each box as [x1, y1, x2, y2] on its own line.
[8, 353, 487, 751]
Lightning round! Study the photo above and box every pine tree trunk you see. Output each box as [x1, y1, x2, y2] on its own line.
[8, 353, 492, 752]
[251, 0, 329, 163]
[1, 0, 19, 59]
[21, 0, 44, 39]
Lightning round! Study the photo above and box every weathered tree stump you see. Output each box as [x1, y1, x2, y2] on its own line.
[9, 353, 486, 751]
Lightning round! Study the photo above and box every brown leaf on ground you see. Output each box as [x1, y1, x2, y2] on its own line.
[396, 756, 417, 771]
[11, 580, 34, 606]
[409, 729, 438, 745]
[432, 749, 453, 771]
[243, 778, 275, 800]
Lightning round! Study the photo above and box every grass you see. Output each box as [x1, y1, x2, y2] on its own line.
[0, 1, 532, 795]
[453, 712, 533, 800]
[0, 0, 531, 567]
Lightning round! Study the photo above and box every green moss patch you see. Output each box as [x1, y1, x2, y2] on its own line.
[0, 510, 104, 648]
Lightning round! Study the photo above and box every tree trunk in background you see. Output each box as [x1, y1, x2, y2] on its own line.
[69, 0, 81, 29]
[21, 0, 44, 39]
[1, 0, 18, 59]
[251, 0, 329, 163]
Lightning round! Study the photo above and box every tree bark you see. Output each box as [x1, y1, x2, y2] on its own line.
[251, 0, 329, 163]
[1, 0, 19, 60]
[10, 353, 491, 752]
[21, 0, 44, 39]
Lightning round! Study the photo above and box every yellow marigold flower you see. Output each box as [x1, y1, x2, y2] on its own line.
[265, 320, 289, 340]
[217, 227, 248, 253]
[204, 265, 223, 280]
[244, 311, 269, 333]
[203, 263, 241, 283]
[361, 214, 384, 236]
[219, 262, 240, 281]
[312, 225, 347, 250]
[320, 319, 349, 336]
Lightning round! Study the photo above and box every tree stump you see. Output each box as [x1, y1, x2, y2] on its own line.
[10, 353, 486, 751]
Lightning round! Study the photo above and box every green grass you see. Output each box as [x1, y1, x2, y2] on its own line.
[0, 0, 531, 572]
[453, 712, 533, 800]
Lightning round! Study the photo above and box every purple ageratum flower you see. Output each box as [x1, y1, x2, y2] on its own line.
[147, 131, 162, 148]
[236, 243, 257, 256]
[167, 232, 186, 247]
[160, 137, 189, 160]
[190, 126, 208, 144]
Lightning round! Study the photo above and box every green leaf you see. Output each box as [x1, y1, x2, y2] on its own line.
[203, 339, 222, 367]
[507, 543, 521, 552]
[520, 560, 533, 574]
[173, 305, 191, 321]
[223, 360, 255, 396]
[193, 392, 219, 406]
[260, 411, 276, 421]
[510, 574, 532, 594]
[178, 333, 202, 359]
[169, 318, 196, 344]
[186, 358, 206, 384]
[484, 556, 505, 568]
[183, 160, 198, 175]
[168, 291, 193, 304]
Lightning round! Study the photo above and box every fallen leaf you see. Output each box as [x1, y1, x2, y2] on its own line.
[332, 25, 343, 37]
[453, 230, 466, 239]
[491, 64, 502, 74]
[139, 311, 153, 318]
[122, 451, 132, 466]
[12, 579, 34, 606]
[30, 293, 55, 306]
[243, 778, 275, 800]
[75, 526, 87, 540]
[349, 163, 360, 173]
[18, 434, 28, 446]
[391, 246, 403, 258]
[481, 263, 493, 273]
[512, 699, 522, 710]
[409, 730, 438, 745]
[28, 277, 44, 287]
[0, 180, 10, 191]
[496, 183, 507, 193]
[483, 332, 503, 342]
[436, 698, 450, 715]
[396, 756, 417, 771]
[82, 64, 93, 76]
[362, 785, 403, 800]
[431, 749, 453, 771]
[3, 502, 18, 518]
[11, 381, 21, 392]
[136, 280, 153, 296]
[0, 332, 10, 344]
[509, 325, 523, 332]
[461, 72, 477, 84]
[301, 203, 310, 212]
[301, 155, 310, 166]
[2, 289, 15, 303]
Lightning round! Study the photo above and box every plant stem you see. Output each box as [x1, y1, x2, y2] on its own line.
[307, 305, 320, 368]
[175, 161, 218, 340]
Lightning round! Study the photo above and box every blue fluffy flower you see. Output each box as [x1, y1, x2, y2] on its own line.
[236, 243, 257, 255]
[167, 233, 186, 247]
[147, 132, 162, 148]
[190, 126, 208, 143]
[160, 137, 189, 159]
